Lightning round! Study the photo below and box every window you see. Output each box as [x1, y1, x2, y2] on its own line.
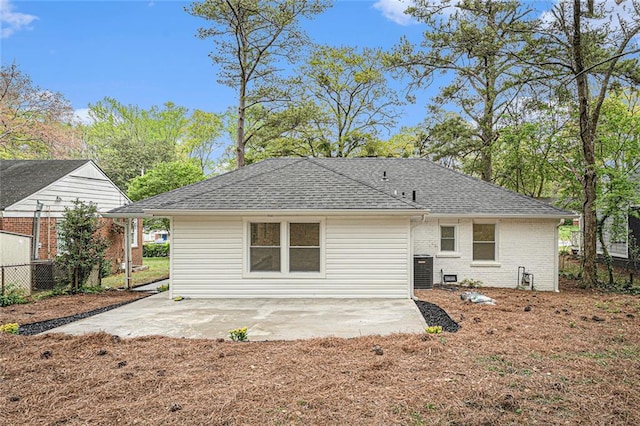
[250, 223, 281, 272]
[247, 220, 322, 275]
[473, 223, 496, 261]
[289, 223, 320, 272]
[440, 226, 456, 252]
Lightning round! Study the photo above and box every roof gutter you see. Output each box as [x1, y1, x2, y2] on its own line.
[425, 213, 576, 220]
[141, 208, 430, 217]
[101, 212, 154, 219]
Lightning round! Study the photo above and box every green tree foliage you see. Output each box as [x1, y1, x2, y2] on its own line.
[56, 200, 108, 292]
[386, 0, 538, 182]
[492, 99, 569, 198]
[0, 63, 83, 159]
[127, 160, 205, 202]
[247, 45, 401, 160]
[85, 97, 188, 189]
[535, 0, 640, 288]
[185, 0, 332, 168]
[127, 160, 205, 231]
[594, 92, 640, 286]
[181, 109, 226, 174]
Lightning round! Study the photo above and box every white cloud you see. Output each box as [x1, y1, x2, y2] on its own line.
[1, 0, 38, 38]
[373, 0, 417, 26]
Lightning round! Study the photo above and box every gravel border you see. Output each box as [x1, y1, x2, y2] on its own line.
[414, 300, 460, 332]
[18, 296, 149, 336]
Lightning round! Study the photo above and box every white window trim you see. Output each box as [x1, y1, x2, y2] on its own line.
[131, 218, 139, 248]
[437, 224, 460, 257]
[242, 217, 326, 279]
[471, 220, 499, 263]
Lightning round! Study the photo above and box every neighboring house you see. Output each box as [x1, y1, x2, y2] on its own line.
[144, 229, 169, 244]
[598, 207, 640, 263]
[108, 158, 573, 298]
[0, 160, 142, 272]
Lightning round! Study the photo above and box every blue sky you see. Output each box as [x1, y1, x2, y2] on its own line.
[1, 0, 431, 134]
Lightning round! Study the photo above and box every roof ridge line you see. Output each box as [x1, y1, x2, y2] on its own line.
[416, 158, 571, 214]
[152, 158, 308, 209]
[305, 158, 427, 210]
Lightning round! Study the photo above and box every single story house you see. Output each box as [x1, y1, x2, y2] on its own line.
[0, 160, 142, 273]
[108, 157, 573, 298]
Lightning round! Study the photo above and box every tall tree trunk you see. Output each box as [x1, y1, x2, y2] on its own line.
[572, 0, 598, 288]
[236, 88, 246, 169]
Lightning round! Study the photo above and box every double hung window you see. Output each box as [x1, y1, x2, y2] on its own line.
[248, 221, 322, 274]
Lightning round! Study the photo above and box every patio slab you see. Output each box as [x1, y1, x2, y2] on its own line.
[46, 294, 427, 341]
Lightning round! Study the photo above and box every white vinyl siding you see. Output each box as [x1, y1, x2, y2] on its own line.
[170, 215, 411, 298]
[2, 162, 129, 218]
[597, 215, 629, 259]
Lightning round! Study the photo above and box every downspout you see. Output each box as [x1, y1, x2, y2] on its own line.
[555, 219, 564, 292]
[409, 213, 429, 300]
[32, 201, 43, 260]
[47, 206, 52, 259]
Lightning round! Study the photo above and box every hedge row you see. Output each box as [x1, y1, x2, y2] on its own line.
[143, 243, 170, 257]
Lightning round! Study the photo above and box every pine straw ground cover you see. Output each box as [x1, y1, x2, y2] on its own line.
[1, 279, 639, 425]
[0, 290, 147, 326]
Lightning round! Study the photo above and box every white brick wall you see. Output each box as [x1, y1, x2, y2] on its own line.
[412, 217, 560, 291]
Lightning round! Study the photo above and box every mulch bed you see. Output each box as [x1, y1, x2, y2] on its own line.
[0, 290, 148, 326]
[18, 296, 150, 335]
[414, 300, 460, 332]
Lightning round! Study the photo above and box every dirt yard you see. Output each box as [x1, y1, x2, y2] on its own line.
[1, 279, 639, 425]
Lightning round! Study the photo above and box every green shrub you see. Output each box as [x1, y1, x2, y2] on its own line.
[0, 284, 28, 307]
[143, 243, 170, 258]
[156, 283, 169, 292]
[80, 285, 104, 294]
[460, 278, 483, 288]
[229, 326, 248, 342]
[100, 260, 113, 278]
[0, 323, 19, 334]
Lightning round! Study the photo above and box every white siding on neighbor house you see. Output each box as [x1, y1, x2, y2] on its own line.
[597, 215, 628, 259]
[412, 218, 559, 291]
[3, 162, 129, 218]
[170, 216, 411, 298]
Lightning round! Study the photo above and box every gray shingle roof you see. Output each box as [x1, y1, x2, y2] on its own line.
[0, 160, 91, 210]
[110, 157, 571, 217]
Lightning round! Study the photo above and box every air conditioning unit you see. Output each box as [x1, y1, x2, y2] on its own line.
[414, 255, 433, 289]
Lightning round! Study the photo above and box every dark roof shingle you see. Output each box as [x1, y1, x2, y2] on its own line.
[110, 157, 571, 217]
[0, 160, 91, 209]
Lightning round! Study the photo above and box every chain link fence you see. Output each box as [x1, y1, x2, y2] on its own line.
[1, 261, 101, 296]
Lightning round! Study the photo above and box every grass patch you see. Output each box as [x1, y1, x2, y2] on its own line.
[101, 257, 169, 289]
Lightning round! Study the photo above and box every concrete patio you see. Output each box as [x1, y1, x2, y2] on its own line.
[47, 293, 427, 341]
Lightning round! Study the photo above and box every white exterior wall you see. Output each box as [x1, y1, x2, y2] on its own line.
[170, 215, 411, 298]
[2, 162, 129, 218]
[413, 217, 559, 291]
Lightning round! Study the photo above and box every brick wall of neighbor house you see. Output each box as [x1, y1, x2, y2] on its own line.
[0, 216, 142, 272]
[412, 217, 559, 291]
[99, 219, 143, 274]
